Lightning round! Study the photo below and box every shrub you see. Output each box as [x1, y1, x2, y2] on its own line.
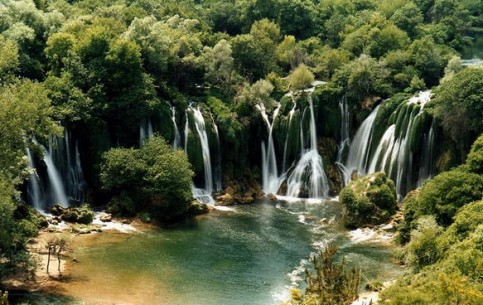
[101, 136, 194, 221]
[404, 216, 443, 272]
[282, 244, 361, 305]
[403, 169, 483, 227]
[289, 64, 314, 91]
[465, 134, 483, 174]
[340, 172, 397, 227]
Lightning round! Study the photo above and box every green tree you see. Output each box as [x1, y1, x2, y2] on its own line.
[276, 35, 301, 71]
[404, 216, 443, 271]
[0, 35, 19, 84]
[428, 67, 483, 148]
[289, 64, 314, 91]
[283, 244, 361, 305]
[236, 79, 275, 112]
[407, 36, 454, 86]
[101, 136, 193, 221]
[465, 134, 483, 175]
[402, 169, 483, 231]
[278, 0, 317, 39]
[0, 80, 61, 183]
[202, 39, 235, 91]
[313, 47, 350, 80]
[334, 54, 393, 98]
[0, 179, 44, 279]
[389, 2, 424, 38]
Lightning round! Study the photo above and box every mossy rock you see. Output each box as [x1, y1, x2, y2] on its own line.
[340, 172, 397, 228]
[51, 204, 95, 224]
[187, 201, 210, 215]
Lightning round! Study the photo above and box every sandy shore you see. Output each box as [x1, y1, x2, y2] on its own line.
[2, 214, 155, 304]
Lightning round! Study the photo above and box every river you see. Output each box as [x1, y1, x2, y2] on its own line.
[11, 199, 402, 305]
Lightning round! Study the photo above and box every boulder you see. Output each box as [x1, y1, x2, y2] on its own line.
[50, 204, 94, 224]
[216, 193, 234, 206]
[187, 201, 209, 215]
[99, 213, 112, 222]
[340, 172, 397, 228]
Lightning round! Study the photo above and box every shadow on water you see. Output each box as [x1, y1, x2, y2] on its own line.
[9, 291, 79, 305]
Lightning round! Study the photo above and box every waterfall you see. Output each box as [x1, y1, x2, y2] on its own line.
[285, 96, 329, 198]
[344, 105, 380, 180]
[210, 112, 223, 191]
[186, 105, 215, 204]
[26, 147, 43, 210]
[335, 96, 351, 183]
[139, 118, 153, 146]
[171, 106, 181, 149]
[27, 130, 87, 210]
[282, 103, 296, 172]
[417, 123, 435, 186]
[70, 140, 86, 202]
[345, 90, 434, 196]
[258, 102, 283, 195]
[40, 141, 69, 207]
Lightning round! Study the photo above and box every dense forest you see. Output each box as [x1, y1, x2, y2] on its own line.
[0, 0, 482, 304]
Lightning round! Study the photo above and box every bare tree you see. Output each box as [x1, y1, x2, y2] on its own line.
[45, 235, 69, 276]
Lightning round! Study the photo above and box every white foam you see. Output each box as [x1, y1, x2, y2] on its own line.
[211, 205, 236, 212]
[349, 228, 393, 243]
[92, 213, 137, 233]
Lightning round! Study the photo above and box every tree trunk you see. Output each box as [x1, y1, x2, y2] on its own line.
[46, 247, 51, 274]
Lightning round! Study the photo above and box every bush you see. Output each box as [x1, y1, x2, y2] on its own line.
[289, 64, 314, 91]
[403, 169, 483, 227]
[428, 68, 483, 149]
[465, 134, 483, 174]
[404, 216, 443, 272]
[282, 244, 360, 305]
[340, 172, 397, 227]
[101, 136, 194, 221]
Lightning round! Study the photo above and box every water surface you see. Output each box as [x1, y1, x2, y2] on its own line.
[12, 200, 401, 305]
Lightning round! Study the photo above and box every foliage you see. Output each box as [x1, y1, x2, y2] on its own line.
[0, 291, 7, 305]
[51, 204, 94, 224]
[429, 68, 483, 149]
[0, 80, 61, 184]
[0, 179, 43, 279]
[100, 136, 193, 221]
[404, 216, 443, 271]
[202, 39, 235, 92]
[236, 79, 275, 113]
[465, 134, 483, 174]
[340, 172, 397, 227]
[282, 244, 361, 305]
[334, 54, 393, 98]
[289, 64, 314, 91]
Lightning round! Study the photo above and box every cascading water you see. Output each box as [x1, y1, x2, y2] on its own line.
[344, 90, 435, 196]
[417, 123, 435, 186]
[210, 112, 223, 191]
[26, 147, 43, 210]
[282, 103, 297, 173]
[170, 106, 181, 149]
[139, 118, 153, 146]
[27, 130, 87, 210]
[285, 96, 330, 199]
[335, 96, 351, 184]
[343, 105, 380, 181]
[40, 140, 70, 207]
[186, 105, 214, 204]
[258, 102, 282, 195]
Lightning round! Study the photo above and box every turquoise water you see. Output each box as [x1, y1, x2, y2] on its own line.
[11, 200, 401, 305]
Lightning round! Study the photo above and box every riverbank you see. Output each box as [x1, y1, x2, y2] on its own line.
[4, 202, 404, 305]
[1, 213, 147, 300]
